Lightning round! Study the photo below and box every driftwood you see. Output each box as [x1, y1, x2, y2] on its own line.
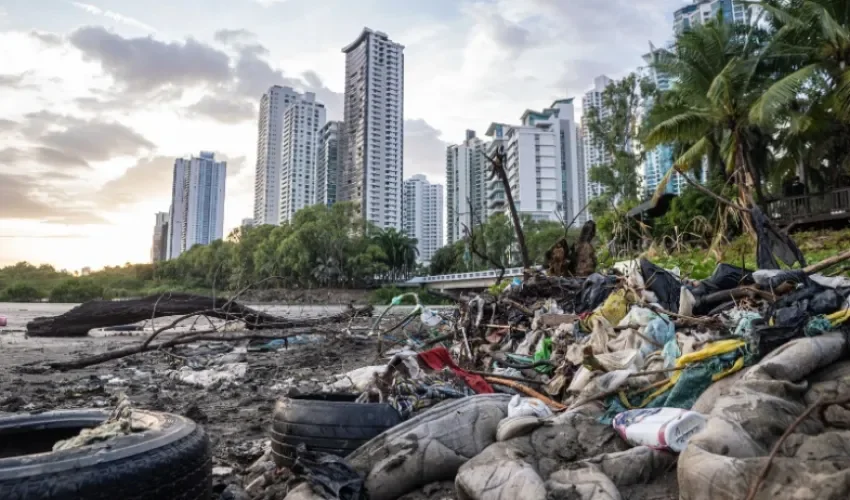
[26, 293, 372, 337]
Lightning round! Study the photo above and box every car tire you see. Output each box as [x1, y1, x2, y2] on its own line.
[0, 409, 211, 500]
[270, 394, 402, 468]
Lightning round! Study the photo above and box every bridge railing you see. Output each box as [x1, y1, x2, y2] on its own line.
[416, 267, 531, 284]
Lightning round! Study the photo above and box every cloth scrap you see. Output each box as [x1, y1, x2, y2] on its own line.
[418, 346, 494, 394]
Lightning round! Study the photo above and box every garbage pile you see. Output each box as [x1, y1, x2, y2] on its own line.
[271, 237, 850, 499]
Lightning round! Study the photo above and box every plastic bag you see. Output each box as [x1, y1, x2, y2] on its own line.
[507, 394, 553, 419]
[575, 273, 617, 314]
[639, 259, 681, 312]
[612, 408, 706, 452]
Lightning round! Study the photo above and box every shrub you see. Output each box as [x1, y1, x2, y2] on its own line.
[49, 279, 105, 303]
[0, 284, 44, 302]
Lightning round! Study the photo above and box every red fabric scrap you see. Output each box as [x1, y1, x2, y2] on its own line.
[417, 346, 494, 394]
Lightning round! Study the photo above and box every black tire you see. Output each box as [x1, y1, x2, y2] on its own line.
[270, 394, 402, 468]
[0, 409, 212, 500]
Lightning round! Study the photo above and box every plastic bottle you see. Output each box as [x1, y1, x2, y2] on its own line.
[612, 408, 706, 452]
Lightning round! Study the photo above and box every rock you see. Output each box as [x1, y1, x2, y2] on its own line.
[183, 403, 208, 423]
[213, 466, 234, 477]
[219, 484, 250, 500]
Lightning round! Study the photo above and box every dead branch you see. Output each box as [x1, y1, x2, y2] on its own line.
[462, 197, 507, 284]
[26, 293, 372, 337]
[482, 149, 532, 272]
[673, 166, 751, 213]
[745, 395, 850, 500]
[49, 329, 335, 371]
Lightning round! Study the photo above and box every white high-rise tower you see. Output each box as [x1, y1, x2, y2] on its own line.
[339, 28, 405, 229]
[403, 174, 443, 265]
[581, 75, 614, 208]
[253, 85, 300, 226]
[279, 92, 326, 222]
[167, 152, 226, 259]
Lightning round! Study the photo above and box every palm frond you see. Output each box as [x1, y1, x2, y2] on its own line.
[673, 137, 712, 172]
[804, 0, 850, 44]
[645, 112, 713, 149]
[750, 63, 820, 124]
[651, 167, 676, 204]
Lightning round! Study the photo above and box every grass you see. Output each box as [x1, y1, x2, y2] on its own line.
[628, 229, 850, 280]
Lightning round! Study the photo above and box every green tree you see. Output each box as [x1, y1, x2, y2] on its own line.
[49, 279, 105, 303]
[585, 73, 652, 216]
[0, 284, 44, 302]
[645, 15, 773, 209]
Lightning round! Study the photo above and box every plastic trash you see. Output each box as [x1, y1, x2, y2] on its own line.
[0, 315, 6, 327]
[420, 308, 442, 327]
[639, 259, 681, 312]
[612, 408, 706, 452]
[507, 394, 553, 419]
[751, 205, 807, 269]
[575, 273, 617, 314]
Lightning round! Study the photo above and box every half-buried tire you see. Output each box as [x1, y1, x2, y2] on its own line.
[0, 409, 212, 500]
[270, 394, 402, 468]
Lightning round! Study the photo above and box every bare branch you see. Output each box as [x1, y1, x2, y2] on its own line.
[481, 150, 531, 271]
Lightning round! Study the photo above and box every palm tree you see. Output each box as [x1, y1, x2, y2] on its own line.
[751, 0, 850, 189]
[645, 14, 773, 211]
[312, 256, 340, 287]
[373, 228, 419, 282]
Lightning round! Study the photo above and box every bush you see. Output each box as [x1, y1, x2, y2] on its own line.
[49, 279, 105, 303]
[0, 283, 44, 302]
[369, 287, 451, 306]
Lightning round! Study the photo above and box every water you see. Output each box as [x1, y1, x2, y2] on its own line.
[0, 302, 435, 332]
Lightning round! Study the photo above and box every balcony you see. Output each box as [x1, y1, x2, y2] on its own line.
[765, 188, 850, 229]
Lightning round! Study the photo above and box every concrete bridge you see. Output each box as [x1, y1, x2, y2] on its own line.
[401, 267, 529, 291]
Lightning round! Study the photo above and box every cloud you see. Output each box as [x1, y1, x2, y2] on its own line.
[253, 0, 290, 6]
[0, 119, 17, 131]
[69, 26, 232, 93]
[186, 96, 256, 124]
[404, 119, 450, 182]
[0, 146, 89, 169]
[4, 111, 154, 168]
[69, 1, 156, 33]
[32, 115, 154, 163]
[0, 173, 107, 224]
[29, 31, 63, 46]
[95, 153, 247, 208]
[0, 72, 38, 90]
[214, 28, 255, 45]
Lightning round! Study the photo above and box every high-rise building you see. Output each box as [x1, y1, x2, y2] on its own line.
[518, 100, 583, 224]
[640, 46, 684, 197]
[403, 174, 443, 265]
[339, 28, 405, 230]
[151, 212, 169, 263]
[253, 85, 301, 226]
[582, 75, 614, 209]
[317, 121, 342, 207]
[674, 0, 749, 32]
[446, 130, 489, 244]
[484, 125, 508, 220]
[279, 92, 326, 223]
[241, 218, 254, 228]
[503, 120, 562, 222]
[167, 152, 226, 260]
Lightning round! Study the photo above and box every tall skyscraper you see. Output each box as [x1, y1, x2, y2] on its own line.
[279, 92, 326, 223]
[446, 130, 489, 244]
[403, 174, 443, 265]
[640, 45, 684, 197]
[674, 0, 750, 32]
[339, 28, 405, 229]
[317, 121, 342, 207]
[484, 125, 508, 220]
[518, 99, 583, 224]
[582, 75, 614, 208]
[150, 212, 169, 263]
[167, 152, 226, 260]
[253, 85, 300, 226]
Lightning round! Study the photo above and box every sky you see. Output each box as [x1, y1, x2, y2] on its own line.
[0, 0, 687, 271]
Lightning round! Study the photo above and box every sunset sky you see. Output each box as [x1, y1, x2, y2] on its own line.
[0, 0, 683, 271]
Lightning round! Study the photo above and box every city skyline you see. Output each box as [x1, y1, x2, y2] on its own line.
[0, 0, 687, 270]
